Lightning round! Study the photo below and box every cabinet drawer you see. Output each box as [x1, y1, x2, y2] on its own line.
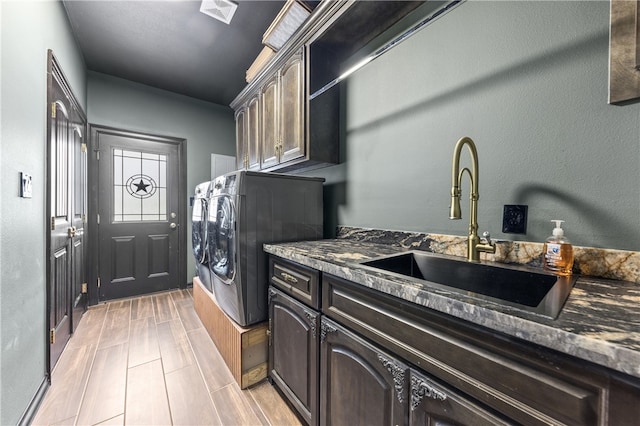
[323, 274, 603, 426]
[270, 256, 320, 309]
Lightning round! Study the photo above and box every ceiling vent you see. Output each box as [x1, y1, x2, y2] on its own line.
[200, 0, 238, 25]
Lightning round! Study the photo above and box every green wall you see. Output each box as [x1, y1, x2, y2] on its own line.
[0, 1, 86, 424]
[307, 0, 640, 251]
[87, 72, 236, 285]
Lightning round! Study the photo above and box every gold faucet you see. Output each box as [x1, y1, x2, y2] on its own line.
[449, 136, 496, 262]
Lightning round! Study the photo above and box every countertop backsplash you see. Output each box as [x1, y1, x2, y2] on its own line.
[336, 226, 640, 285]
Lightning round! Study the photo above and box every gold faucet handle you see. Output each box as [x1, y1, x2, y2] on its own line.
[477, 231, 497, 254]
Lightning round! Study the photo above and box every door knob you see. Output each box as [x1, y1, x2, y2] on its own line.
[170, 223, 177, 229]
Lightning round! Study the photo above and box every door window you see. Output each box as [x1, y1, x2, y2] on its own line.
[113, 149, 167, 222]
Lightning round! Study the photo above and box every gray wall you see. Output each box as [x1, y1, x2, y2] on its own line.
[307, 0, 640, 251]
[87, 72, 236, 284]
[0, 1, 87, 424]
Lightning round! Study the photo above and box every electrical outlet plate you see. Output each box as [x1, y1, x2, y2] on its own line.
[502, 205, 527, 234]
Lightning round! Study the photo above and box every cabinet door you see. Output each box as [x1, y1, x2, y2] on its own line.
[261, 75, 279, 169]
[246, 93, 261, 170]
[269, 287, 319, 426]
[235, 107, 247, 170]
[279, 50, 305, 164]
[320, 317, 408, 426]
[409, 369, 512, 426]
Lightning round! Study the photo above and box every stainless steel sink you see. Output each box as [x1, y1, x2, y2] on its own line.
[359, 251, 577, 319]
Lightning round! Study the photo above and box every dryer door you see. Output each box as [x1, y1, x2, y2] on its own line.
[192, 183, 210, 265]
[208, 194, 236, 284]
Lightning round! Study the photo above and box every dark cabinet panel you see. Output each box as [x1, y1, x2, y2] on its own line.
[320, 317, 408, 426]
[322, 273, 603, 425]
[267, 255, 640, 426]
[409, 369, 511, 426]
[268, 287, 319, 425]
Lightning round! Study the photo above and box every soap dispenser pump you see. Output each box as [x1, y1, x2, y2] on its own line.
[543, 220, 574, 276]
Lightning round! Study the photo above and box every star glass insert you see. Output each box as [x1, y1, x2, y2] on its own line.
[113, 149, 167, 222]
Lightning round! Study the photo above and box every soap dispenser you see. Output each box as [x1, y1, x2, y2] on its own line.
[543, 220, 574, 276]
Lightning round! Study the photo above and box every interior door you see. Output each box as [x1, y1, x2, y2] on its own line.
[46, 51, 87, 371]
[94, 127, 185, 300]
[70, 122, 87, 332]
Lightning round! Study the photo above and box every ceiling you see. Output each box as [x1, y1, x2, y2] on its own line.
[62, 0, 289, 106]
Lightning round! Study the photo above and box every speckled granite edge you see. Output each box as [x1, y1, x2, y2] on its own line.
[336, 226, 640, 285]
[263, 239, 640, 379]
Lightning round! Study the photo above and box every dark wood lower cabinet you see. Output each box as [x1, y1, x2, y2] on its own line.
[319, 317, 408, 426]
[409, 369, 511, 426]
[268, 287, 319, 425]
[267, 255, 640, 426]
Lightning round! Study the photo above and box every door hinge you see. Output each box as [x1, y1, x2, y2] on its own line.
[50, 328, 56, 344]
[81, 143, 87, 153]
[82, 214, 86, 224]
[96, 150, 100, 161]
[97, 214, 100, 225]
[51, 102, 56, 119]
[50, 217, 55, 231]
[81, 283, 88, 294]
[97, 277, 101, 288]
[267, 318, 272, 346]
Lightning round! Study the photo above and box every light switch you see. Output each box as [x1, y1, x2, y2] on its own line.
[20, 172, 32, 198]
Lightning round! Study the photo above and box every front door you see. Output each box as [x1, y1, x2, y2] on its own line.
[47, 51, 87, 370]
[93, 127, 185, 300]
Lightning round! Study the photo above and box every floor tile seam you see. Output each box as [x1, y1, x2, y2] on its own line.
[152, 305, 177, 425]
[209, 383, 265, 426]
[96, 302, 132, 351]
[153, 290, 181, 324]
[244, 386, 274, 426]
[78, 341, 130, 426]
[126, 358, 172, 426]
[72, 303, 112, 426]
[174, 294, 224, 423]
[89, 413, 123, 426]
[84, 297, 130, 425]
[39, 314, 104, 425]
[161, 358, 217, 425]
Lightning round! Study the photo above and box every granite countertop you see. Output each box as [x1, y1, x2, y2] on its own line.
[264, 238, 640, 379]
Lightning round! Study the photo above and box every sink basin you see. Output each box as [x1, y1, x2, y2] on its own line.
[359, 251, 577, 319]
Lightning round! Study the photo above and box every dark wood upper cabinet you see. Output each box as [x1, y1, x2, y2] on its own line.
[231, 1, 426, 173]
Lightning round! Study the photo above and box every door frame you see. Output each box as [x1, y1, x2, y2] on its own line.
[45, 50, 88, 378]
[87, 125, 187, 305]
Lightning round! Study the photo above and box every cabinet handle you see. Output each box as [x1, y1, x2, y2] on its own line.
[410, 375, 447, 410]
[281, 272, 298, 284]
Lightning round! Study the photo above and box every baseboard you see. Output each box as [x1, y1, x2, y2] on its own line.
[18, 376, 49, 426]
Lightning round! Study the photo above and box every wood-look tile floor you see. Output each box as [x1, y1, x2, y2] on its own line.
[32, 289, 302, 426]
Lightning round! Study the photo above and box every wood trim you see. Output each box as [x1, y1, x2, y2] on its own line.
[193, 277, 268, 388]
